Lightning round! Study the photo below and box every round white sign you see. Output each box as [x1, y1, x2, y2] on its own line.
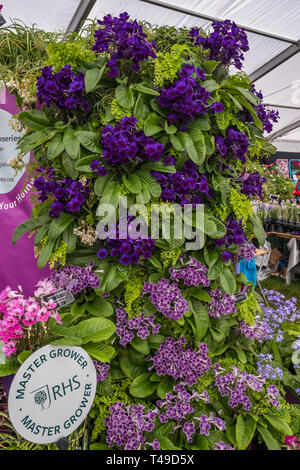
[8, 345, 97, 444]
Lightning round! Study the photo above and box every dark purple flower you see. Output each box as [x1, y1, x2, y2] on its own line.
[190, 20, 249, 70]
[92, 12, 156, 77]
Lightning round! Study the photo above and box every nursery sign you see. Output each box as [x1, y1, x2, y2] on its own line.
[8, 345, 97, 444]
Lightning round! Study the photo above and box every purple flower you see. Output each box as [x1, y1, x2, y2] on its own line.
[169, 256, 210, 287]
[97, 248, 108, 259]
[158, 64, 210, 126]
[49, 263, 100, 293]
[152, 160, 214, 207]
[190, 20, 249, 70]
[116, 307, 160, 347]
[92, 12, 156, 77]
[221, 251, 231, 262]
[208, 289, 236, 318]
[104, 402, 158, 450]
[36, 65, 89, 111]
[142, 278, 189, 321]
[93, 360, 110, 382]
[34, 168, 89, 218]
[148, 337, 211, 386]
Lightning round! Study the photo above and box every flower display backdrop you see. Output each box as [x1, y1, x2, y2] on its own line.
[1, 13, 300, 451]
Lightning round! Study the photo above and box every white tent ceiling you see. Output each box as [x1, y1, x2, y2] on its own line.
[2, 0, 300, 151]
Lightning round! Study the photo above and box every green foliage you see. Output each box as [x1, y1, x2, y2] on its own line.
[154, 44, 188, 87]
[229, 187, 254, 227]
[236, 293, 261, 325]
[46, 39, 96, 72]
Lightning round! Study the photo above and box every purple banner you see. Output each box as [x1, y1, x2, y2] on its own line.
[0, 88, 50, 296]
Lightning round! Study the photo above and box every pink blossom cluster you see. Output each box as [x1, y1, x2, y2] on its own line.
[0, 280, 61, 356]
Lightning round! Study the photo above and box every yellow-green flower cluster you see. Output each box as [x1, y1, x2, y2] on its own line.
[124, 266, 148, 318]
[34, 236, 67, 268]
[229, 187, 253, 227]
[160, 248, 181, 268]
[111, 98, 132, 121]
[47, 40, 96, 72]
[236, 293, 261, 326]
[154, 44, 189, 87]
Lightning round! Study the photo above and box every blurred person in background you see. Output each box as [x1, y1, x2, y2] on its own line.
[294, 170, 300, 205]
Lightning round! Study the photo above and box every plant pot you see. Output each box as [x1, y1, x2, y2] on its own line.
[1, 374, 15, 398]
[281, 221, 288, 233]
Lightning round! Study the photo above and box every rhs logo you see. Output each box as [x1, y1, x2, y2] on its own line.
[31, 375, 81, 412]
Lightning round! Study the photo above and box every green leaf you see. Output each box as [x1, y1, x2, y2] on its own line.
[0, 362, 19, 377]
[249, 214, 266, 246]
[75, 131, 103, 153]
[18, 128, 56, 153]
[18, 109, 50, 131]
[157, 436, 181, 450]
[50, 337, 83, 346]
[133, 84, 160, 95]
[62, 153, 79, 179]
[237, 97, 263, 131]
[190, 299, 209, 342]
[190, 434, 210, 450]
[202, 79, 219, 92]
[63, 128, 80, 159]
[37, 238, 56, 269]
[85, 299, 113, 317]
[187, 287, 211, 302]
[204, 213, 226, 238]
[204, 132, 215, 156]
[34, 224, 50, 246]
[138, 173, 161, 198]
[75, 155, 99, 172]
[164, 121, 177, 134]
[220, 267, 236, 295]
[207, 258, 223, 280]
[204, 248, 218, 267]
[47, 132, 64, 160]
[257, 425, 281, 450]
[130, 337, 150, 355]
[136, 181, 151, 204]
[234, 347, 247, 364]
[122, 174, 142, 194]
[236, 415, 256, 450]
[129, 373, 157, 398]
[94, 174, 112, 196]
[119, 354, 145, 380]
[68, 317, 116, 343]
[115, 84, 134, 108]
[170, 133, 184, 151]
[138, 162, 176, 174]
[99, 181, 121, 208]
[12, 215, 50, 245]
[203, 60, 220, 74]
[48, 213, 74, 240]
[178, 131, 203, 165]
[263, 413, 293, 435]
[144, 112, 162, 136]
[84, 66, 105, 93]
[83, 343, 115, 362]
[157, 376, 174, 399]
[236, 86, 260, 105]
[17, 351, 32, 364]
[101, 265, 126, 292]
